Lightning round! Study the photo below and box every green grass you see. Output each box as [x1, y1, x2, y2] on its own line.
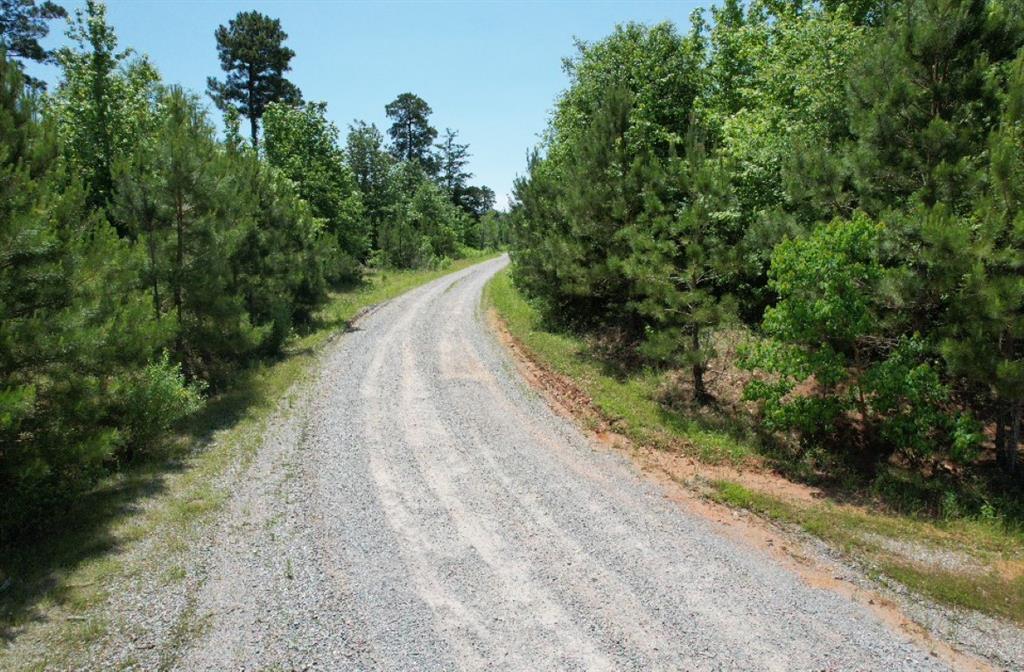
[486, 266, 1024, 625]
[484, 267, 755, 464]
[708, 479, 1024, 624]
[0, 250, 499, 670]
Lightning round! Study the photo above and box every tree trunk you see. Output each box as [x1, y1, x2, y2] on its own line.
[1009, 403, 1021, 479]
[692, 362, 708, 403]
[146, 223, 161, 321]
[995, 403, 1021, 481]
[174, 193, 184, 330]
[995, 409, 1006, 467]
[692, 326, 709, 404]
[248, 68, 258, 149]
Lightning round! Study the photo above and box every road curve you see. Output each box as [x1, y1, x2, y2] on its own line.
[177, 255, 949, 671]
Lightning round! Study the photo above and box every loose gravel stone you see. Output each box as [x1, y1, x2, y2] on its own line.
[178, 256, 951, 670]
[62, 256, 1001, 670]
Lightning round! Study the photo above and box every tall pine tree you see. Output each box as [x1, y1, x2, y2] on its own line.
[385, 92, 437, 169]
[0, 0, 66, 88]
[435, 128, 471, 200]
[207, 10, 301, 148]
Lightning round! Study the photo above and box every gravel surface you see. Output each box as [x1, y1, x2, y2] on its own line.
[158, 255, 953, 671]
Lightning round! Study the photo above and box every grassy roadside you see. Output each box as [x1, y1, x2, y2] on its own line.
[484, 266, 1024, 626]
[483, 267, 755, 465]
[0, 251, 499, 670]
[708, 480, 1024, 623]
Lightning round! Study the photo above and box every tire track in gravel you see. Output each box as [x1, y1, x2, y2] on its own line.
[175, 255, 957, 671]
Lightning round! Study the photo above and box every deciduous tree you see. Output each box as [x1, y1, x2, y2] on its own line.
[263, 101, 367, 280]
[346, 120, 394, 246]
[49, 0, 159, 216]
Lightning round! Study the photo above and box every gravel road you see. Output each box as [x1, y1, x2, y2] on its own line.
[175, 255, 953, 671]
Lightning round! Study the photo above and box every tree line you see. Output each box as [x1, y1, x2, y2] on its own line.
[509, 0, 1024, 503]
[0, 0, 506, 538]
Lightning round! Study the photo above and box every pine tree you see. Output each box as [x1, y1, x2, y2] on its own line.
[435, 128, 471, 198]
[207, 10, 301, 148]
[384, 92, 438, 169]
[927, 50, 1024, 483]
[508, 150, 568, 313]
[0, 0, 66, 88]
[541, 86, 645, 332]
[733, 0, 1024, 472]
[458, 184, 495, 219]
[843, 0, 1022, 216]
[231, 154, 330, 348]
[116, 87, 263, 382]
[621, 137, 738, 401]
[1, 57, 197, 534]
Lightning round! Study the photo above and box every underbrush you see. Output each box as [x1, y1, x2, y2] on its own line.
[485, 267, 1024, 625]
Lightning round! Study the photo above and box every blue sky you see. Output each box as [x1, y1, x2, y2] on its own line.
[24, 1, 704, 208]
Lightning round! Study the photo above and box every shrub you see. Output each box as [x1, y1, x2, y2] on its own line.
[114, 353, 205, 456]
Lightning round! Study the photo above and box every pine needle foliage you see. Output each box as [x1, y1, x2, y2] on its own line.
[510, 0, 1024, 491]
